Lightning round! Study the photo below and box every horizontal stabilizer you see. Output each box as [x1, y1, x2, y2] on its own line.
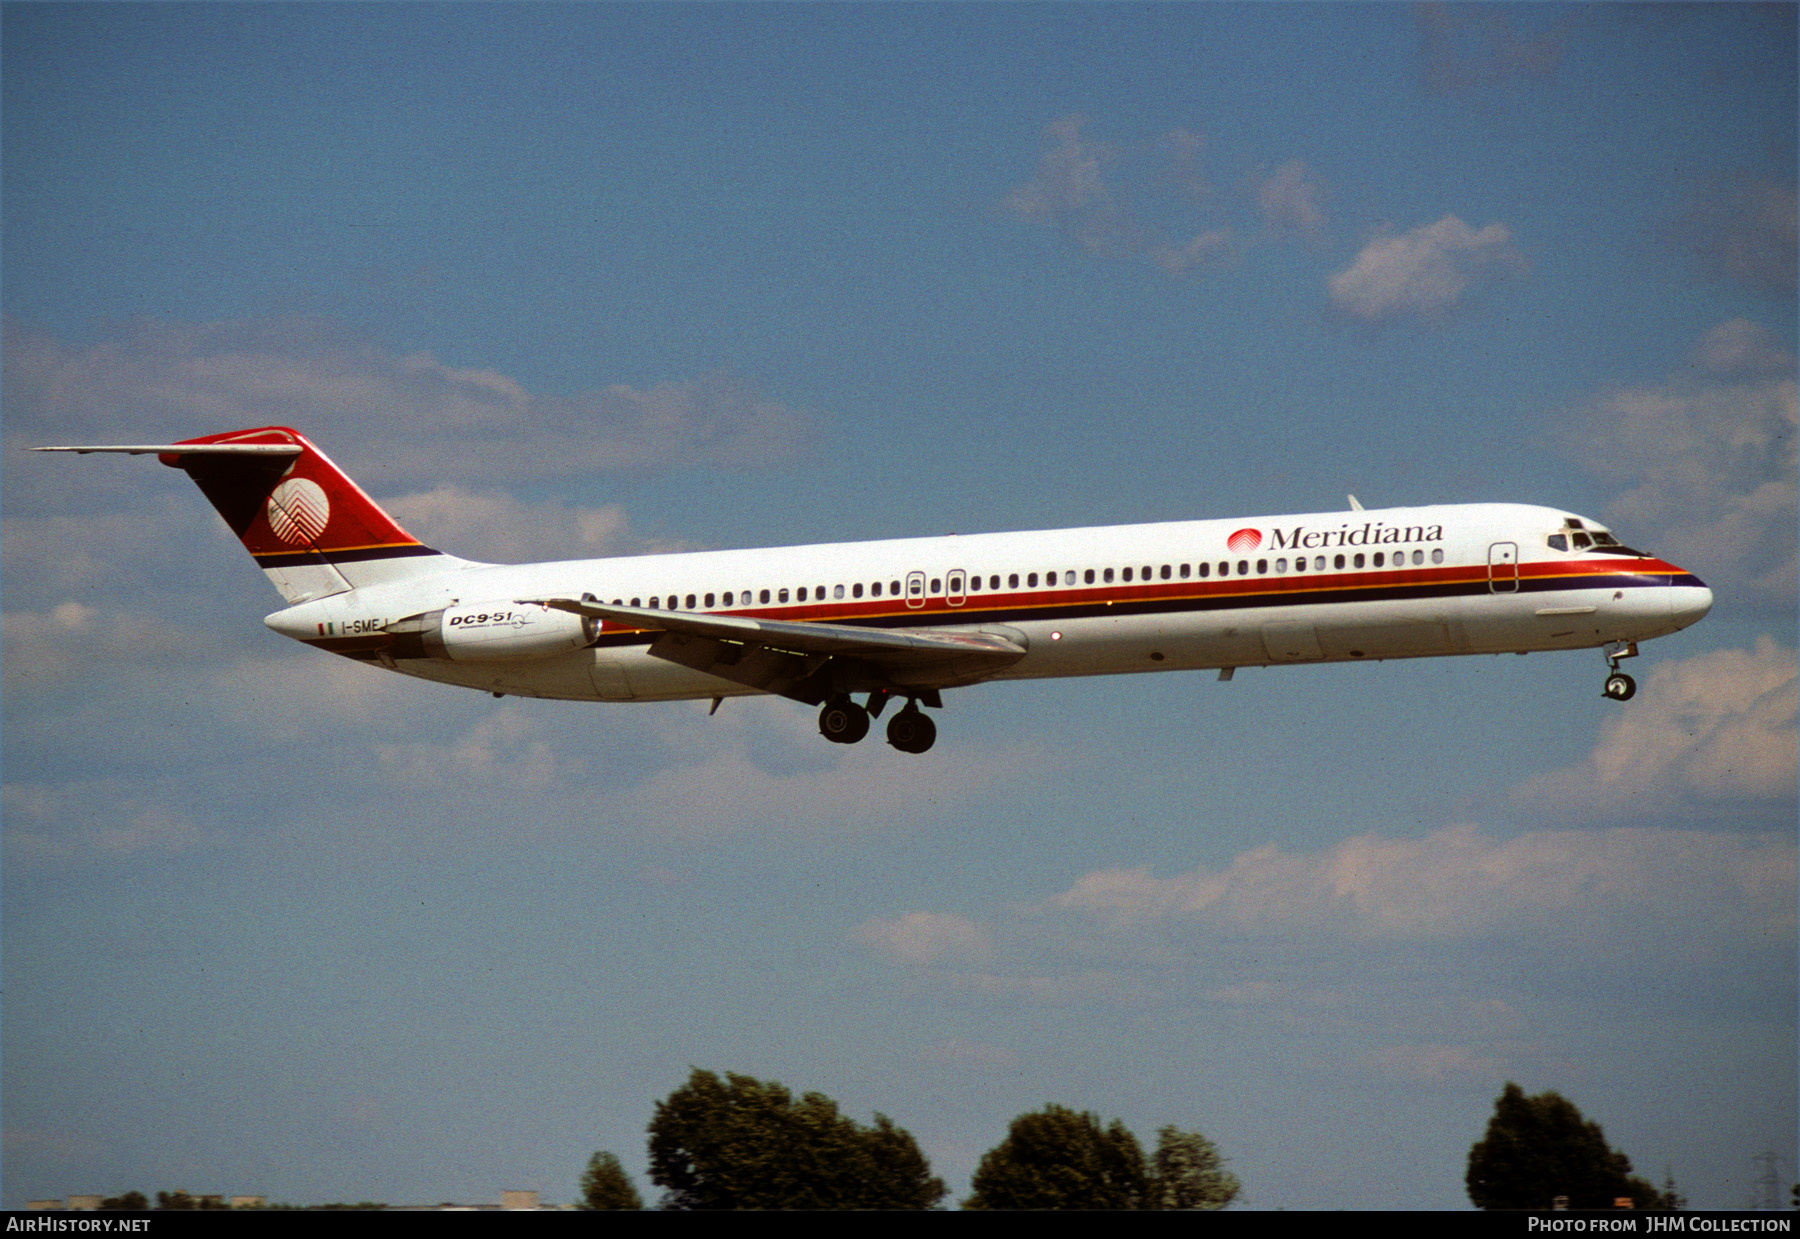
[33, 443, 302, 456]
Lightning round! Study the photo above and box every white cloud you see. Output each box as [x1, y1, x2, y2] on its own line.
[1694, 318, 1795, 376]
[1255, 160, 1327, 238]
[365, 693, 1048, 841]
[1003, 115, 1129, 256]
[1416, 2, 1572, 95]
[3, 783, 215, 864]
[1327, 215, 1524, 322]
[856, 912, 994, 967]
[1367, 1042, 1504, 1085]
[1675, 176, 1797, 295]
[1149, 229, 1231, 276]
[383, 487, 675, 564]
[1570, 322, 1797, 605]
[2, 315, 813, 490]
[1, 599, 210, 693]
[1516, 639, 1798, 816]
[1042, 823, 1794, 951]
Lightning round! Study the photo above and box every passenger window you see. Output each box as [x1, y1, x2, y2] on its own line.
[930, 578, 941, 593]
[668, 596, 679, 610]
[1429, 549, 1441, 565]
[1142, 565, 1152, 579]
[686, 594, 697, 609]
[1219, 562, 1229, 576]
[1237, 560, 1249, 575]
[1372, 553, 1384, 568]
[647, 597, 658, 609]
[778, 588, 789, 603]
[1314, 556, 1325, 571]
[1275, 558, 1287, 573]
[1198, 562, 1210, 578]
[891, 581, 901, 594]
[1256, 559, 1267, 574]
[1123, 567, 1133, 582]
[834, 584, 845, 600]
[990, 575, 1000, 590]
[1179, 563, 1190, 579]
[760, 589, 771, 603]
[722, 592, 733, 606]
[969, 576, 982, 592]
[1008, 574, 1019, 589]
[852, 583, 863, 598]
[797, 587, 808, 602]
[704, 593, 715, 607]
[1084, 569, 1095, 585]
[1352, 554, 1363, 569]
[1027, 572, 1039, 587]
[1293, 558, 1305, 573]
[1161, 565, 1171, 579]
[871, 581, 881, 597]
[631, 597, 641, 607]
[1334, 554, 1345, 570]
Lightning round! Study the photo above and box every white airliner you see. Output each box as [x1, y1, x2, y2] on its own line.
[38, 426, 1713, 754]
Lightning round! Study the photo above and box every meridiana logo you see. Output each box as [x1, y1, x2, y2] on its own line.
[1226, 527, 1262, 552]
[266, 477, 330, 545]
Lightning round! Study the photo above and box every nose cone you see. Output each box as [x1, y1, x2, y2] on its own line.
[1669, 579, 1713, 630]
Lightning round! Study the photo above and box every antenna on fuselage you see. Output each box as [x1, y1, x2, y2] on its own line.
[1347, 494, 1364, 511]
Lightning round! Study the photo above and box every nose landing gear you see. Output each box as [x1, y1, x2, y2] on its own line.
[1601, 640, 1639, 702]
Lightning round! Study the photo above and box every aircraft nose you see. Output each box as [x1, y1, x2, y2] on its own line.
[1670, 579, 1713, 629]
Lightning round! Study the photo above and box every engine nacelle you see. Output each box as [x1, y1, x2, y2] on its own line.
[412, 602, 597, 663]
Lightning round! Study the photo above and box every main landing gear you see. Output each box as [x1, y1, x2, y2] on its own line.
[1601, 640, 1638, 702]
[818, 693, 937, 753]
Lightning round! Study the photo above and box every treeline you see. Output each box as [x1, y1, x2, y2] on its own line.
[579, 1068, 1239, 1210]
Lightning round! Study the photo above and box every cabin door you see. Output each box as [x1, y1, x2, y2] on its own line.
[1487, 542, 1519, 593]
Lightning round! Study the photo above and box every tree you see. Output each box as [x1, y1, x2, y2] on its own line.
[646, 1068, 945, 1209]
[577, 1150, 643, 1210]
[99, 1192, 147, 1210]
[1152, 1125, 1240, 1210]
[963, 1105, 1151, 1210]
[1467, 1083, 1667, 1210]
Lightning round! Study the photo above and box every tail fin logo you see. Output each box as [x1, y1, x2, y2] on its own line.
[267, 477, 331, 545]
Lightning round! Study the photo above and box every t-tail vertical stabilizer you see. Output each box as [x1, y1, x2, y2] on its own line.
[35, 426, 475, 602]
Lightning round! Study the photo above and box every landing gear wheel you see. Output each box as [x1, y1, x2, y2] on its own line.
[886, 707, 937, 754]
[1603, 673, 1636, 702]
[818, 697, 870, 744]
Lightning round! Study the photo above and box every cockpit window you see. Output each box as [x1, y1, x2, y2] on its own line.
[1553, 519, 1643, 557]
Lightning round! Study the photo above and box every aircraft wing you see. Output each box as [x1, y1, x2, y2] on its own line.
[526, 596, 1028, 701]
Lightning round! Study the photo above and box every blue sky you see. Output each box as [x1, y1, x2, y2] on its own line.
[3, 2, 1794, 1211]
